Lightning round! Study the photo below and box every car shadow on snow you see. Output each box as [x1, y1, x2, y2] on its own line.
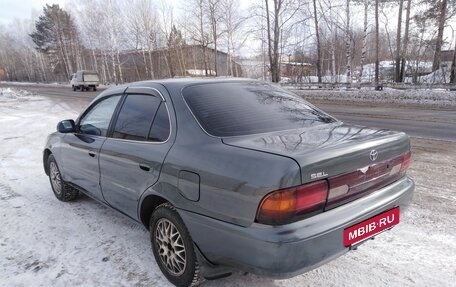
[204, 272, 285, 287]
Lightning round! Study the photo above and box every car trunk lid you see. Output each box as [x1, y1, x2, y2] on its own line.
[223, 122, 410, 210]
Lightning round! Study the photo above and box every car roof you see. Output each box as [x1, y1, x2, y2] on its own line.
[94, 78, 266, 103]
[131, 77, 256, 89]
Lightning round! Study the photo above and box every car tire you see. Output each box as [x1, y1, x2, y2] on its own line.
[47, 154, 79, 202]
[72, 85, 76, 91]
[150, 203, 202, 287]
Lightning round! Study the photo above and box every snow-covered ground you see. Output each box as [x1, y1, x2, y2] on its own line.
[0, 88, 455, 286]
[0, 81, 112, 89]
[413, 66, 452, 84]
[293, 87, 456, 108]
[0, 81, 71, 87]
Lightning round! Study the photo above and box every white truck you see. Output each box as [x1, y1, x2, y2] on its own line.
[70, 70, 100, 92]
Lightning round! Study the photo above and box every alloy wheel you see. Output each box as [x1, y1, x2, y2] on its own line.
[49, 161, 62, 195]
[155, 218, 187, 276]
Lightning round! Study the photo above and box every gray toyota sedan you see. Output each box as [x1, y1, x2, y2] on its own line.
[43, 79, 414, 287]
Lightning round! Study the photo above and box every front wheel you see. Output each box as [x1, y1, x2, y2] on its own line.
[48, 154, 79, 202]
[150, 203, 201, 287]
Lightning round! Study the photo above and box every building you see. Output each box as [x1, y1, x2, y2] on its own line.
[441, 50, 455, 67]
[90, 45, 243, 84]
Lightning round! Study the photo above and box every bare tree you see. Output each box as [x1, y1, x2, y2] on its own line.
[375, 0, 380, 89]
[184, 0, 212, 76]
[359, 0, 369, 81]
[394, 0, 404, 82]
[207, 0, 224, 76]
[313, 0, 322, 83]
[124, 0, 160, 79]
[318, 0, 343, 83]
[158, 0, 176, 77]
[451, 46, 456, 84]
[221, 0, 245, 76]
[400, 0, 412, 82]
[432, 0, 448, 71]
[345, 0, 352, 83]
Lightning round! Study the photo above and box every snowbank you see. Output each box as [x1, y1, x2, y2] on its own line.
[0, 81, 112, 89]
[414, 66, 452, 84]
[0, 81, 70, 87]
[0, 87, 36, 101]
[292, 87, 456, 108]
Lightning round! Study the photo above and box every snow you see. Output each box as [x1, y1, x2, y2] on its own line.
[282, 61, 442, 84]
[0, 81, 112, 89]
[412, 66, 452, 84]
[0, 81, 70, 88]
[292, 87, 456, 108]
[0, 88, 36, 101]
[1, 88, 455, 286]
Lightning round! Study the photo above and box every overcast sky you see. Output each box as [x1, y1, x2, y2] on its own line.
[0, 0, 66, 26]
[0, 0, 454, 52]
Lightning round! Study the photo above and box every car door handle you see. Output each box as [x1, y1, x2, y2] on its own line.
[88, 151, 96, 157]
[139, 163, 151, 172]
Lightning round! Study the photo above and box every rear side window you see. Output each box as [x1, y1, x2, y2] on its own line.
[183, 82, 336, 137]
[112, 94, 161, 141]
[148, 103, 170, 142]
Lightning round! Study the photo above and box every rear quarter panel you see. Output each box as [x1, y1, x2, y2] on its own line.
[159, 140, 301, 226]
[141, 83, 301, 227]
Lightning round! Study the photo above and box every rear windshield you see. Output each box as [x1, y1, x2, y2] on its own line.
[183, 82, 336, 137]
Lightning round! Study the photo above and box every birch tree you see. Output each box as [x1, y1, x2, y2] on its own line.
[345, 0, 352, 83]
[158, 0, 176, 77]
[184, 0, 211, 76]
[262, 0, 301, 83]
[221, 0, 245, 76]
[375, 0, 380, 89]
[207, 0, 224, 76]
[400, 0, 412, 82]
[312, 0, 322, 83]
[318, 0, 343, 82]
[359, 0, 369, 81]
[103, 0, 125, 84]
[125, 0, 160, 79]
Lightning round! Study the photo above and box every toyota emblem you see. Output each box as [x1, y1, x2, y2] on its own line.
[370, 150, 378, 161]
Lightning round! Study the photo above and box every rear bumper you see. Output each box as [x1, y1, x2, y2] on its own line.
[178, 176, 414, 278]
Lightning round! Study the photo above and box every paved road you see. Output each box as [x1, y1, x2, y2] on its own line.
[2, 83, 455, 141]
[311, 102, 456, 141]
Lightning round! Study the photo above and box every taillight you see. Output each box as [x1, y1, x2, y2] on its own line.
[256, 151, 411, 224]
[256, 180, 328, 225]
[400, 151, 411, 175]
[327, 150, 411, 210]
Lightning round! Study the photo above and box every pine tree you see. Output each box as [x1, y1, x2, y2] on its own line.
[30, 4, 82, 78]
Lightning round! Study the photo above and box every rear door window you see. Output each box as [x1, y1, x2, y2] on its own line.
[112, 94, 161, 141]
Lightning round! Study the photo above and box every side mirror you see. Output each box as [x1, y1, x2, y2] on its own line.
[57, 120, 76, 133]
